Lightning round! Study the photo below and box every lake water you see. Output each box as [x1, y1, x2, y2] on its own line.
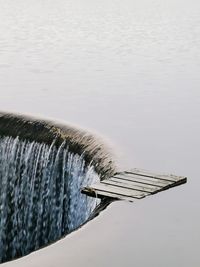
[0, 0, 200, 266]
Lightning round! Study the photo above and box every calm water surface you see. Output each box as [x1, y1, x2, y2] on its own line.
[0, 0, 200, 266]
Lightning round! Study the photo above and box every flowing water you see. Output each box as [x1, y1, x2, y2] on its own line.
[0, 135, 100, 263]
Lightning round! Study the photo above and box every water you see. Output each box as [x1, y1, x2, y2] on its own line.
[0, 136, 100, 263]
[0, 0, 200, 266]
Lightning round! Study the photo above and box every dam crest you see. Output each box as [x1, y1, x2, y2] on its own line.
[0, 112, 116, 263]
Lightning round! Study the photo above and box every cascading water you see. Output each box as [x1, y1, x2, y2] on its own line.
[0, 112, 116, 264]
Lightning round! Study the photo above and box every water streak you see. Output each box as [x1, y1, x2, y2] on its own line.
[0, 136, 100, 263]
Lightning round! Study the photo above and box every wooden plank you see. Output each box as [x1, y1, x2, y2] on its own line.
[88, 183, 149, 199]
[127, 168, 186, 182]
[82, 187, 134, 202]
[109, 177, 162, 190]
[82, 168, 187, 202]
[114, 173, 170, 187]
[119, 172, 172, 185]
[110, 175, 163, 188]
[102, 179, 161, 193]
[152, 177, 187, 192]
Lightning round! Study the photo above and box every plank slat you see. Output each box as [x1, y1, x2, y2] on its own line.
[128, 168, 185, 182]
[109, 176, 163, 189]
[102, 179, 161, 193]
[82, 188, 134, 202]
[114, 173, 170, 187]
[89, 183, 149, 199]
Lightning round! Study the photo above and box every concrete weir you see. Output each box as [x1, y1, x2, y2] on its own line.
[0, 112, 116, 263]
[0, 112, 115, 179]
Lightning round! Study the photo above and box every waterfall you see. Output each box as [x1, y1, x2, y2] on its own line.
[0, 135, 100, 263]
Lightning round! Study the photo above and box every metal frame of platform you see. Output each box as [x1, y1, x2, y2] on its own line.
[82, 168, 187, 202]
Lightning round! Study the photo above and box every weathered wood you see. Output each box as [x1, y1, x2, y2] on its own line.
[82, 168, 187, 202]
[102, 179, 160, 193]
[114, 173, 170, 187]
[87, 183, 149, 199]
[109, 177, 162, 191]
[83, 188, 135, 202]
[127, 168, 183, 182]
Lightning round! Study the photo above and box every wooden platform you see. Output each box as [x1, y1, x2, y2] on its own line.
[82, 168, 187, 202]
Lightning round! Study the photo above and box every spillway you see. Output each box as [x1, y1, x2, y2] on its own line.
[0, 112, 115, 263]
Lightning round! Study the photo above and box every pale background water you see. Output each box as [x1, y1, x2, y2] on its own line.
[0, 0, 200, 266]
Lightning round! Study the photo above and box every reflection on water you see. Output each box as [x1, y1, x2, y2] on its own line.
[0, 0, 200, 266]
